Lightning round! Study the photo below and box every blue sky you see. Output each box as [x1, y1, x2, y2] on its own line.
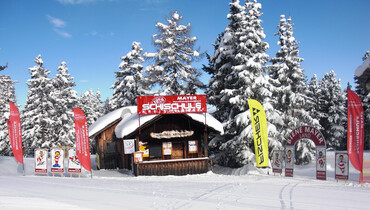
[1, 0, 369, 108]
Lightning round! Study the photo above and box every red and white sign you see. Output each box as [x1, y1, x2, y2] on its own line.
[335, 152, 349, 180]
[6, 102, 23, 164]
[285, 147, 294, 177]
[73, 108, 92, 172]
[137, 95, 207, 115]
[68, 148, 81, 173]
[51, 148, 64, 173]
[347, 89, 364, 174]
[316, 147, 326, 180]
[35, 148, 48, 173]
[272, 150, 283, 174]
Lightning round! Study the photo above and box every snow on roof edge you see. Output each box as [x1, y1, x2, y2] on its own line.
[115, 108, 224, 139]
[89, 106, 136, 137]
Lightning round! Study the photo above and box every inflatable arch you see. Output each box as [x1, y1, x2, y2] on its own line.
[285, 126, 327, 180]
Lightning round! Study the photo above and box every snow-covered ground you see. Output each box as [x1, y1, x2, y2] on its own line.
[1, 151, 370, 209]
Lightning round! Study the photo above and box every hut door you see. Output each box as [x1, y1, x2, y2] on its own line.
[172, 143, 184, 159]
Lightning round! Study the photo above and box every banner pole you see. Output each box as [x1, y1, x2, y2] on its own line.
[22, 163, 25, 176]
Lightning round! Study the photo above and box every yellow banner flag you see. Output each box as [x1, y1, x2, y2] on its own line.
[248, 99, 269, 167]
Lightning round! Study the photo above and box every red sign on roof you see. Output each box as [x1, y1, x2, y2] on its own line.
[137, 95, 207, 115]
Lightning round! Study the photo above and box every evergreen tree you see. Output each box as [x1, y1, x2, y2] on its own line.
[318, 71, 346, 150]
[50, 61, 78, 147]
[209, 0, 283, 167]
[0, 63, 17, 155]
[79, 89, 103, 126]
[144, 11, 205, 95]
[363, 51, 370, 61]
[79, 89, 103, 152]
[268, 15, 319, 164]
[22, 55, 55, 155]
[111, 42, 148, 110]
[308, 74, 321, 120]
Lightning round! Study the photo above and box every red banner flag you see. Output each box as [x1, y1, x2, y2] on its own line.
[6, 102, 24, 164]
[73, 108, 91, 172]
[347, 89, 364, 173]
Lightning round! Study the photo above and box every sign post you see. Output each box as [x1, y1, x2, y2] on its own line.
[35, 148, 48, 176]
[68, 148, 82, 178]
[271, 150, 283, 175]
[335, 152, 349, 181]
[51, 148, 64, 177]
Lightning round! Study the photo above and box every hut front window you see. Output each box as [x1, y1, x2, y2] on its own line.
[149, 145, 162, 160]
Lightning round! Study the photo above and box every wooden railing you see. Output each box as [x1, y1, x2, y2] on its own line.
[135, 157, 210, 176]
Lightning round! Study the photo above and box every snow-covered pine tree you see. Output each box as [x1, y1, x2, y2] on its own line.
[111, 42, 148, 110]
[207, 2, 244, 158]
[78, 89, 103, 152]
[268, 15, 319, 165]
[50, 61, 78, 148]
[318, 71, 346, 150]
[102, 97, 114, 114]
[363, 51, 370, 61]
[22, 55, 56, 155]
[0, 62, 8, 71]
[308, 74, 321, 121]
[0, 63, 17, 155]
[208, 0, 283, 167]
[79, 89, 103, 126]
[144, 11, 205, 95]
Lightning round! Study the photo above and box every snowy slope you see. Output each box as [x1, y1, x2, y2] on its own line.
[1, 151, 370, 209]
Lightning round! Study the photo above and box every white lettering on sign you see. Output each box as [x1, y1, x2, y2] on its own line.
[142, 102, 202, 112]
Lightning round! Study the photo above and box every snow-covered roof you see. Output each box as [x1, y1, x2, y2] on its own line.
[89, 106, 136, 137]
[89, 106, 224, 138]
[355, 56, 370, 77]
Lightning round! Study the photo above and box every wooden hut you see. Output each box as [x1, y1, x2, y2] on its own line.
[89, 106, 223, 176]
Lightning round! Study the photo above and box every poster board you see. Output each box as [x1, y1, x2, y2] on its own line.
[316, 147, 326, 180]
[35, 148, 48, 174]
[335, 152, 349, 180]
[271, 150, 283, 174]
[162, 142, 172, 156]
[133, 152, 143, 163]
[68, 148, 81, 174]
[123, 139, 135, 154]
[51, 148, 64, 174]
[188, 141, 198, 154]
[285, 147, 294, 177]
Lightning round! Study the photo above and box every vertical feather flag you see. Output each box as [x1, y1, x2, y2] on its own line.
[248, 99, 269, 167]
[347, 89, 364, 183]
[73, 108, 91, 172]
[6, 102, 24, 164]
